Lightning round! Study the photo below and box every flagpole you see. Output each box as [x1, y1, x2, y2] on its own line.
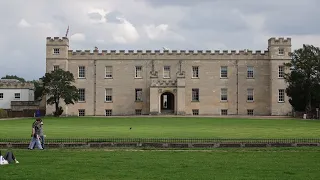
[65, 25, 69, 37]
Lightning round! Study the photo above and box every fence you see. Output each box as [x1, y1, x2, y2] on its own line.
[4, 109, 46, 118]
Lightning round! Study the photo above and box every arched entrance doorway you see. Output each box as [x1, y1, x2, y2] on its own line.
[160, 92, 174, 114]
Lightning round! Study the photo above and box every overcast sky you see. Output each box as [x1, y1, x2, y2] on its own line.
[1, 0, 320, 80]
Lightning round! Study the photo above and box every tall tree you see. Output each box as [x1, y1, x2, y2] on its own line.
[284, 44, 320, 115]
[1, 75, 26, 82]
[41, 69, 79, 117]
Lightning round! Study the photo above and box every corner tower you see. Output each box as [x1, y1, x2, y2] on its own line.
[268, 37, 292, 115]
[45, 37, 69, 116]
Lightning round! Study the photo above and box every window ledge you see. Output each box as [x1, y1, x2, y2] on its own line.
[191, 77, 199, 79]
[247, 101, 254, 103]
[104, 101, 113, 103]
[105, 77, 113, 79]
[191, 100, 200, 102]
[134, 77, 143, 79]
[278, 101, 285, 103]
[246, 77, 254, 79]
[78, 77, 86, 79]
[135, 100, 143, 102]
[220, 100, 228, 103]
[77, 101, 86, 103]
[220, 77, 228, 79]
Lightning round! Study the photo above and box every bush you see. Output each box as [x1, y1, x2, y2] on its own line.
[0, 109, 8, 118]
[54, 106, 64, 117]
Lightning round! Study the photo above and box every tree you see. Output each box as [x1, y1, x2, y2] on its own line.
[41, 69, 79, 117]
[284, 44, 320, 115]
[1, 75, 26, 82]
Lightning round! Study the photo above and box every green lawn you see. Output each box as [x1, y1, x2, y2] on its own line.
[0, 117, 320, 138]
[0, 148, 320, 180]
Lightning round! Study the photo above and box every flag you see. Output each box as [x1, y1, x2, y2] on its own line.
[65, 25, 69, 37]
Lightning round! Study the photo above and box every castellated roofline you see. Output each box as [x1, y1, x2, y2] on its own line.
[67, 49, 270, 56]
[0, 81, 34, 89]
[268, 37, 291, 46]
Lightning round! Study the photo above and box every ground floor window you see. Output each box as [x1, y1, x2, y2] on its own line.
[192, 109, 199, 115]
[247, 109, 254, 116]
[105, 109, 112, 116]
[135, 109, 142, 115]
[221, 109, 228, 115]
[78, 109, 85, 116]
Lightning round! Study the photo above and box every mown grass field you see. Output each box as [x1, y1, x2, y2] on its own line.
[0, 117, 320, 138]
[0, 148, 320, 180]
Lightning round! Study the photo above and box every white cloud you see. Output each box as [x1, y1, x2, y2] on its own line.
[17, 19, 31, 28]
[143, 24, 184, 41]
[112, 17, 139, 44]
[88, 8, 109, 24]
[71, 33, 86, 42]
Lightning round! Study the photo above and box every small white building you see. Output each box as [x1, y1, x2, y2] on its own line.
[0, 79, 34, 109]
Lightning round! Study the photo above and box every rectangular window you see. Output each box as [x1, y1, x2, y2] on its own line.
[247, 66, 254, 78]
[105, 109, 112, 116]
[163, 66, 170, 78]
[278, 65, 284, 78]
[14, 93, 20, 99]
[220, 66, 228, 78]
[278, 89, 285, 102]
[220, 88, 228, 101]
[278, 48, 284, 55]
[53, 48, 60, 54]
[192, 88, 199, 101]
[135, 109, 142, 115]
[247, 109, 254, 116]
[105, 66, 113, 78]
[221, 109, 228, 115]
[53, 65, 60, 71]
[192, 109, 199, 115]
[135, 89, 143, 101]
[78, 88, 85, 102]
[192, 66, 199, 78]
[78, 109, 85, 116]
[105, 88, 112, 102]
[78, 66, 86, 78]
[247, 88, 254, 101]
[135, 66, 142, 78]
[0, 93, 3, 99]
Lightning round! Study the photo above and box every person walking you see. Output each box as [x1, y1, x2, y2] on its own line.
[28, 118, 43, 150]
[33, 119, 45, 149]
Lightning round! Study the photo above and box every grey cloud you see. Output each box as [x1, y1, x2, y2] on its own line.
[141, 0, 218, 7]
[105, 11, 123, 23]
[87, 12, 103, 21]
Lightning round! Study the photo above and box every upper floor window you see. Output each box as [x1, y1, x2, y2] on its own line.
[135, 88, 143, 101]
[278, 65, 284, 78]
[14, 93, 20, 99]
[78, 89, 85, 102]
[220, 66, 228, 78]
[192, 88, 199, 101]
[105, 66, 113, 78]
[163, 66, 170, 78]
[278, 89, 285, 102]
[78, 66, 85, 78]
[105, 88, 113, 102]
[220, 88, 228, 101]
[247, 88, 254, 102]
[53, 48, 60, 54]
[247, 66, 254, 78]
[278, 48, 284, 55]
[192, 66, 199, 78]
[0, 93, 3, 99]
[53, 65, 60, 71]
[135, 66, 142, 78]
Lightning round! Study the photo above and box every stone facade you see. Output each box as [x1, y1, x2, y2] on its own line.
[45, 37, 292, 116]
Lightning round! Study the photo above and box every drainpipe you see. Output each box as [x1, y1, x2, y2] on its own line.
[93, 60, 97, 116]
[236, 59, 239, 115]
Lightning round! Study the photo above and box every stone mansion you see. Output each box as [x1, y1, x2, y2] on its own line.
[46, 37, 292, 116]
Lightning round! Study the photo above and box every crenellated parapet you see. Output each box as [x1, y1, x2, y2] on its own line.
[67, 49, 269, 58]
[46, 37, 69, 46]
[0, 80, 34, 89]
[268, 37, 291, 46]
